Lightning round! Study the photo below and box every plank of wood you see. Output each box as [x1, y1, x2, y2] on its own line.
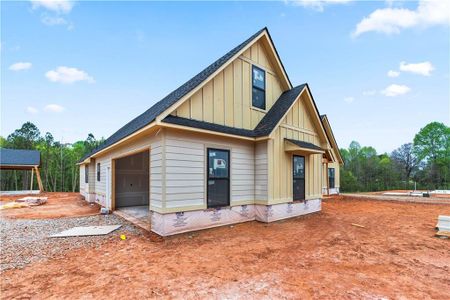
[351, 223, 365, 228]
[435, 231, 450, 238]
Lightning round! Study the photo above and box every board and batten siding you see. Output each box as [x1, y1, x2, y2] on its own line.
[172, 40, 285, 130]
[91, 131, 162, 210]
[328, 161, 340, 188]
[267, 93, 327, 204]
[163, 129, 256, 212]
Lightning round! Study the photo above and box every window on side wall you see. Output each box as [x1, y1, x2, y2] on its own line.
[252, 65, 266, 110]
[328, 168, 335, 189]
[97, 163, 101, 181]
[85, 165, 89, 183]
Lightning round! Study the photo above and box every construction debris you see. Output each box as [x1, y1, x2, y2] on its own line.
[50, 225, 122, 238]
[435, 231, 450, 239]
[16, 197, 48, 206]
[435, 215, 450, 232]
[351, 223, 365, 228]
[0, 197, 48, 210]
[0, 202, 29, 210]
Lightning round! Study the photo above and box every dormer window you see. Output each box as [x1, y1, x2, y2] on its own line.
[252, 65, 266, 110]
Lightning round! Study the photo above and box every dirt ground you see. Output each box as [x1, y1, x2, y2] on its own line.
[0, 192, 100, 219]
[1, 196, 450, 299]
[369, 190, 450, 199]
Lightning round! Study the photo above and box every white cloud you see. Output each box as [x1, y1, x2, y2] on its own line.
[31, 0, 74, 14]
[44, 104, 65, 113]
[381, 84, 411, 97]
[45, 66, 94, 84]
[362, 90, 376, 96]
[286, 0, 352, 12]
[9, 62, 32, 71]
[41, 15, 67, 25]
[387, 70, 400, 77]
[352, 0, 450, 37]
[27, 106, 39, 114]
[344, 96, 354, 103]
[399, 61, 434, 76]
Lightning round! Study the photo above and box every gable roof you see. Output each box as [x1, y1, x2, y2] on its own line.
[162, 83, 307, 138]
[81, 27, 293, 162]
[321, 114, 344, 164]
[0, 148, 41, 168]
[254, 84, 306, 136]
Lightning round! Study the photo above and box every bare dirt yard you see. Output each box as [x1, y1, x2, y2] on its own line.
[1, 195, 449, 299]
[0, 192, 100, 219]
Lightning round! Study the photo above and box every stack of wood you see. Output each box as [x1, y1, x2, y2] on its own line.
[435, 215, 450, 238]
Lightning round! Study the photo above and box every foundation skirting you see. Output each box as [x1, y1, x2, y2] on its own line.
[322, 187, 340, 195]
[151, 199, 321, 236]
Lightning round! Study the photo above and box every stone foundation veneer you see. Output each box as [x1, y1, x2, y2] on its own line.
[151, 199, 321, 236]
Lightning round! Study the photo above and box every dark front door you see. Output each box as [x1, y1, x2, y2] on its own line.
[293, 155, 305, 201]
[207, 148, 230, 208]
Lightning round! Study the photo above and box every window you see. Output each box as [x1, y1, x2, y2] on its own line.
[207, 148, 230, 208]
[85, 165, 89, 183]
[328, 168, 335, 189]
[97, 163, 101, 182]
[293, 156, 305, 201]
[252, 65, 265, 110]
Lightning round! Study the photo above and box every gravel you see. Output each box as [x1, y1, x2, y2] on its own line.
[0, 214, 142, 272]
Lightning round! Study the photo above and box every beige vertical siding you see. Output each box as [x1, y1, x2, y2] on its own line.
[328, 161, 340, 188]
[171, 40, 285, 130]
[266, 92, 326, 204]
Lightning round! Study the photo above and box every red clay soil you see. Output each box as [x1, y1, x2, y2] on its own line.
[0, 192, 99, 219]
[1, 196, 450, 299]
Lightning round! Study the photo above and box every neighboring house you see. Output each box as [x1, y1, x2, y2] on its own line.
[79, 27, 342, 236]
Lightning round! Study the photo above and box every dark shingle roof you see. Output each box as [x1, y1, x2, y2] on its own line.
[161, 84, 307, 138]
[81, 28, 268, 161]
[254, 84, 306, 136]
[163, 116, 257, 137]
[285, 139, 324, 152]
[0, 148, 41, 167]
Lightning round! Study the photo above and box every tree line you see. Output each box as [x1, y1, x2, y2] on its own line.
[340, 122, 450, 192]
[0, 121, 448, 193]
[0, 122, 104, 192]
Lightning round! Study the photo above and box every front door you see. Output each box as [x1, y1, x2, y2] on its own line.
[207, 148, 230, 208]
[293, 155, 305, 201]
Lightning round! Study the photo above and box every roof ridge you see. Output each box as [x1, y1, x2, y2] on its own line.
[81, 27, 267, 161]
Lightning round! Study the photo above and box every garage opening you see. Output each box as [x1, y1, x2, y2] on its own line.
[114, 150, 150, 229]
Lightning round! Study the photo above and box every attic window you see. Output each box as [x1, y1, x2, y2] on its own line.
[252, 65, 266, 110]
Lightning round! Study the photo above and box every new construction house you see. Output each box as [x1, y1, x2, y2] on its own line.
[78, 27, 343, 236]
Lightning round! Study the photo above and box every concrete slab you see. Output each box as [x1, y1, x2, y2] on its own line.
[117, 206, 149, 220]
[114, 206, 150, 232]
[50, 225, 121, 238]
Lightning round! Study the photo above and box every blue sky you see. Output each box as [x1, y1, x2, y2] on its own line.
[2, 0, 449, 153]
